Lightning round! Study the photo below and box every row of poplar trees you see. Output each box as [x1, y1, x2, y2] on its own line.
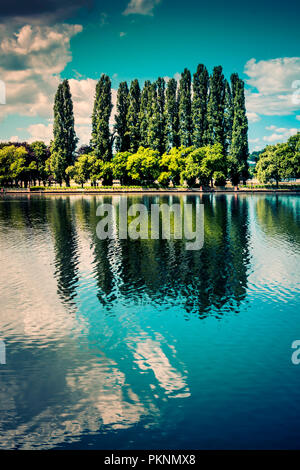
[52, 65, 249, 185]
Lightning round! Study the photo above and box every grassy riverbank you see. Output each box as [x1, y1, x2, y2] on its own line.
[3, 184, 300, 195]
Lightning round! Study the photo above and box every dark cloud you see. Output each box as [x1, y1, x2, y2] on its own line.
[0, 0, 94, 22]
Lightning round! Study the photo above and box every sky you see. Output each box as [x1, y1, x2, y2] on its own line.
[0, 0, 299, 152]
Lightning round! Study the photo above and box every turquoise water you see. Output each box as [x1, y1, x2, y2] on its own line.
[0, 193, 299, 449]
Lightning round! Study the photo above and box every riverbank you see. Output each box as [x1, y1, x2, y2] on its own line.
[3, 187, 300, 195]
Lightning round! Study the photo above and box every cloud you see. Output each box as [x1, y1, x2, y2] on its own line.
[296, 116, 300, 121]
[244, 57, 300, 118]
[247, 111, 260, 123]
[8, 135, 20, 142]
[0, 22, 117, 146]
[0, 1, 93, 24]
[0, 23, 83, 123]
[123, 0, 161, 16]
[119, 32, 127, 37]
[163, 72, 180, 84]
[69, 78, 97, 125]
[27, 123, 53, 143]
[69, 78, 96, 146]
[249, 138, 260, 143]
[263, 126, 299, 143]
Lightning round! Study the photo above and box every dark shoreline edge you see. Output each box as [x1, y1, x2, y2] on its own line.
[3, 189, 300, 196]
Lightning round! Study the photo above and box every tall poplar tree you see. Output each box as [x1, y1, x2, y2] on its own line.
[156, 77, 166, 153]
[114, 81, 130, 152]
[139, 80, 152, 147]
[91, 74, 112, 160]
[147, 83, 161, 151]
[127, 79, 141, 153]
[165, 78, 179, 149]
[192, 64, 209, 147]
[207, 66, 226, 150]
[178, 68, 192, 147]
[224, 79, 234, 155]
[51, 79, 77, 185]
[228, 73, 249, 184]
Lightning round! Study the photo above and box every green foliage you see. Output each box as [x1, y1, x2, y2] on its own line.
[30, 141, 50, 183]
[178, 68, 192, 147]
[66, 153, 114, 186]
[147, 83, 163, 152]
[201, 143, 227, 185]
[139, 80, 151, 147]
[256, 137, 300, 186]
[98, 161, 113, 185]
[160, 146, 193, 186]
[51, 79, 77, 185]
[91, 74, 113, 160]
[224, 80, 233, 155]
[157, 171, 172, 187]
[192, 64, 209, 147]
[0, 145, 31, 185]
[66, 154, 94, 187]
[207, 66, 226, 149]
[112, 151, 132, 185]
[228, 74, 249, 184]
[179, 144, 225, 187]
[165, 78, 179, 149]
[156, 77, 167, 154]
[126, 147, 160, 184]
[127, 79, 141, 153]
[114, 81, 130, 152]
[50, 149, 68, 184]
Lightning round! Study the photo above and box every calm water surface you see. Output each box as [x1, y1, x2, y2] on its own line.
[0, 193, 299, 449]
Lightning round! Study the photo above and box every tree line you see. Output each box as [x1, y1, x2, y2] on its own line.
[1, 64, 251, 187]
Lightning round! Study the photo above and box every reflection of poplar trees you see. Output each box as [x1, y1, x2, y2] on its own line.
[79, 196, 116, 307]
[0, 195, 48, 230]
[79, 194, 251, 318]
[47, 197, 79, 303]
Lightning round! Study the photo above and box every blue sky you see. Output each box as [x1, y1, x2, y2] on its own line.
[0, 0, 299, 151]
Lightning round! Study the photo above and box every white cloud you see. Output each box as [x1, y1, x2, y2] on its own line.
[69, 78, 97, 125]
[119, 32, 127, 37]
[123, 0, 161, 16]
[69, 78, 96, 146]
[245, 57, 300, 94]
[249, 138, 260, 143]
[163, 72, 180, 85]
[0, 22, 102, 146]
[27, 123, 53, 143]
[263, 126, 299, 143]
[0, 23, 82, 122]
[9, 135, 20, 142]
[244, 57, 300, 118]
[296, 116, 300, 121]
[247, 111, 260, 123]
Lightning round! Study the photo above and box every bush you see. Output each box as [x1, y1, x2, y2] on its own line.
[30, 186, 45, 191]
